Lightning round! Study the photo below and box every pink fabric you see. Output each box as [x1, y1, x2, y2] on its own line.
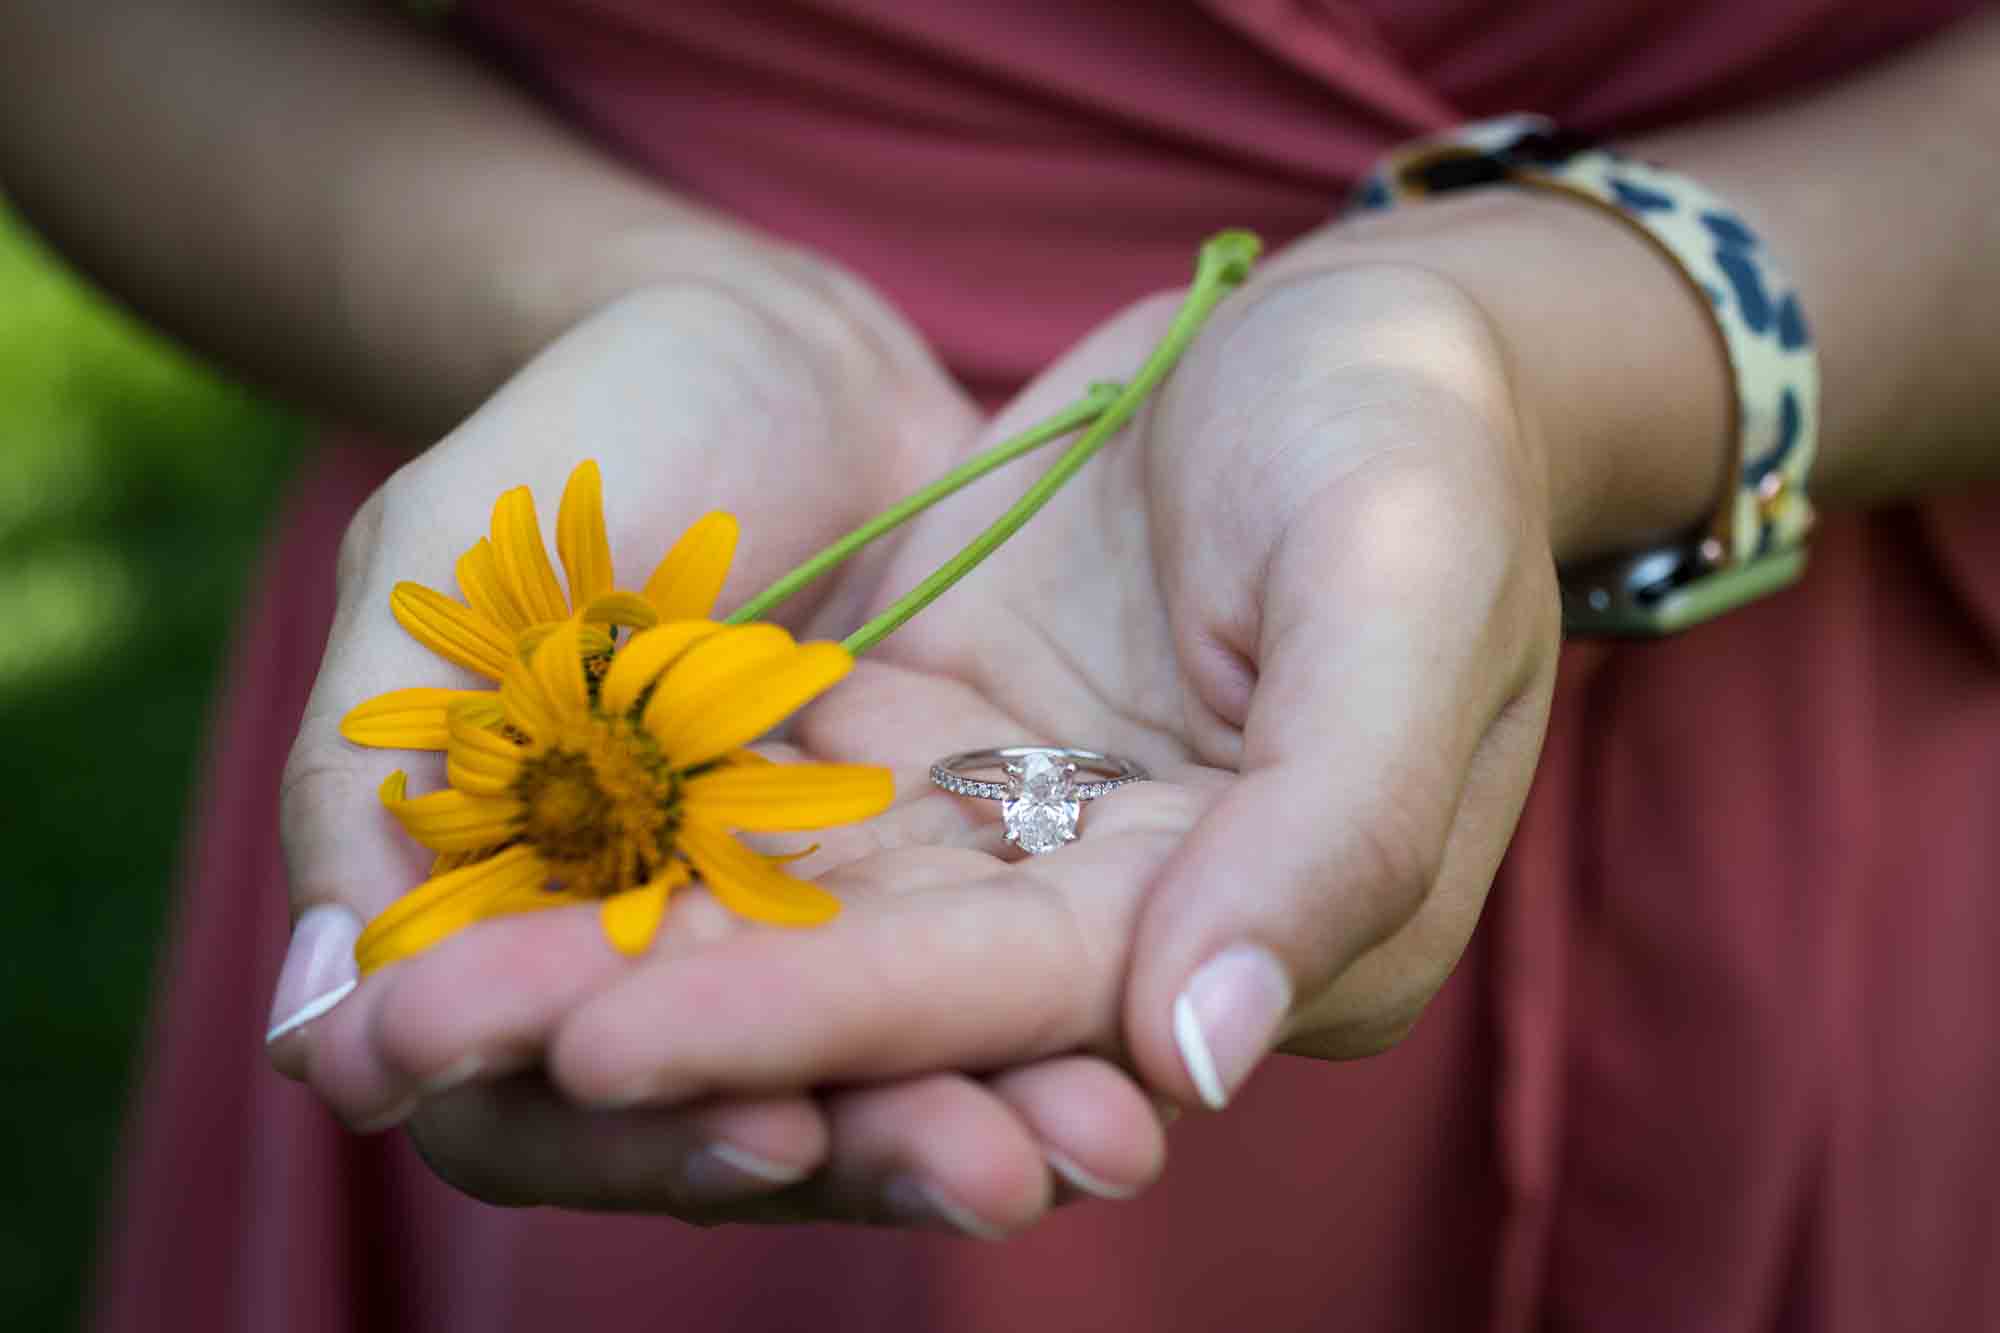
[94, 4, 2000, 1329]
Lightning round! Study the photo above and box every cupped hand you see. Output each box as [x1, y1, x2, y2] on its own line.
[271, 273, 1171, 1232]
[323, 251, 1565, 1205]
[770, 259, 1565, 1104]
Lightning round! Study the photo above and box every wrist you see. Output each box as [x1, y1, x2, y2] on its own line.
[1270, 189, 1735, 565]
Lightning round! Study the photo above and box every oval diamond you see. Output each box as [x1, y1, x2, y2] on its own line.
[1004, 794, 1078, 854]
[1003, 752, 1079, 853]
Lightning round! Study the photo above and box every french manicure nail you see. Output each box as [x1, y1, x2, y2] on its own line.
[266, 903, 364, 1044]
[680, 1142, 808, 1204]
[1172, 943, 1293, 1110]
[353, 1096, 419, 1135]
[1045, 1149, 1137, 1201]
[419, 1053, 486, 1098]
[881, 1175, 1006, 1241]
[590, 1077, 663, 1112]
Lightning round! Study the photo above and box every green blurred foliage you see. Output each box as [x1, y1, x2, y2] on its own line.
[0, 208, 304, 1328]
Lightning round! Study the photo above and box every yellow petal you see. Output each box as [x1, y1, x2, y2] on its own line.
[579, 591, 659, 631]
[456, 539, 530, 635]
[684, 762, 894, 831]
[599, 621, 721, 717]
[642, 512, 738, 621]
[641, 624, 796, 742]
[454, 695, 506, 728]
[598, 861, 690, 956]
[679, 820, 840, 926]
[445, 699, 526, 796]
[430, 848, 489, 875]
[354, 845, 571, 974]
[556, 461, 615, 609]
[391, 582, 516, 681]
[445, 751, 519, 797]
[378, 771, 523, 852]
[651, 641, 854, 771]
[340, 687, 491, 751]
[529, 618, 591, 726]
[508, 620, 608, 664]
[491, 485, 570, 623]
[500, 652, 560, 745]
[517, 620, 613, 661]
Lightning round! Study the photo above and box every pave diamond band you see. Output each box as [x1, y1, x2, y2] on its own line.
[929, 748, 1148, 803]
[930, 747, 1149, 854]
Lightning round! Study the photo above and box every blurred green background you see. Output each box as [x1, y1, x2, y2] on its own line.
[0, 207, 305, 1329]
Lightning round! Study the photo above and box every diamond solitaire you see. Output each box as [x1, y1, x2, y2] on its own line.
[1003, 751, 1079, 854]
[929, 746, 1149, 855]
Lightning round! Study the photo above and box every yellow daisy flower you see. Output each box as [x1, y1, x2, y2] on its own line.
[339, 459, 739, 749]
[355, 617, 892, 972]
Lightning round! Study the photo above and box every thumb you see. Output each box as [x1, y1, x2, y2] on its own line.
[267, 488, 459, 1077]
[1124, 476, 1515, 1108]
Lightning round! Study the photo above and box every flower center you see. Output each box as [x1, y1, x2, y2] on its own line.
[511, 715, 678, 898]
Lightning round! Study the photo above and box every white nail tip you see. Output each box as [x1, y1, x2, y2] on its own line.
[917, 1182, 1008, 1241]
[705, 1141, 808, 1185]
[353, 1096, 419, 1135]
[265, 978, 356, 1045]
[1045, 1149, 1137, 1200]
[1173, 989, 1229, 1110]
[419, 1053, 486, 1097]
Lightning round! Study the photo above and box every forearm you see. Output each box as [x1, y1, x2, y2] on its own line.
[1280, 8, 2000, 563]
[0, 1, 798, 438]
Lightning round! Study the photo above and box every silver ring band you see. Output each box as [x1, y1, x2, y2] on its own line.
[929, 746, 1148, 854]
[930, 747, 1148, 801]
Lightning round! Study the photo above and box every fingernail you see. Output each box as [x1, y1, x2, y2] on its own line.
[1172, 943, 1293, 1110]
[1045, 1149, 1137, 1201]
[680, 1142, 808, 1204]
[419, 1053, 485, 1098]
[881, 1175, 1006, 1241]
[591, 1078, 662, 1112]
[353, 1096, 418, 1135]
[266, 904, 364, 1044]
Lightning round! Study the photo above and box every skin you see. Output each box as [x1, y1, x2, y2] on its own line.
[7, 1, 1998, 1236]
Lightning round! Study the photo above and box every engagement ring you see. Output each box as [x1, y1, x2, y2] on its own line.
[929, 746, 1148, 854]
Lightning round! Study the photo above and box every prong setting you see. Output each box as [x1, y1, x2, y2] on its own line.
[929, 747, 1148, 855]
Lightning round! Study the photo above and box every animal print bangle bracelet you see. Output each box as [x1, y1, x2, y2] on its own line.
[1350, 114, 1819, 636]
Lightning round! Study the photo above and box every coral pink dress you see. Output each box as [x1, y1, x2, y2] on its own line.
[95, 3, 2000, 1329]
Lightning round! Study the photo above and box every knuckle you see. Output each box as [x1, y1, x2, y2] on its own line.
[278, 740, 348, 876]
[277, 740, 364, 840]
[596, 278, 755, 337]
[276, 738, 374, 910]
[279, 737, 347, 815]
[334, 488, 386, 589]
[370, 980, 447, 1084]
[1339, 797, 1445, 947]
[1034, 884, 1124, 1053]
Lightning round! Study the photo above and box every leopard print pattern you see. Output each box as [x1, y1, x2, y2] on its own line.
[1352, 114, 1819, 571]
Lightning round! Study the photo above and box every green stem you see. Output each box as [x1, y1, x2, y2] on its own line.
[725, 382, 1123, 626]
[841, 230, 1260, 656]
